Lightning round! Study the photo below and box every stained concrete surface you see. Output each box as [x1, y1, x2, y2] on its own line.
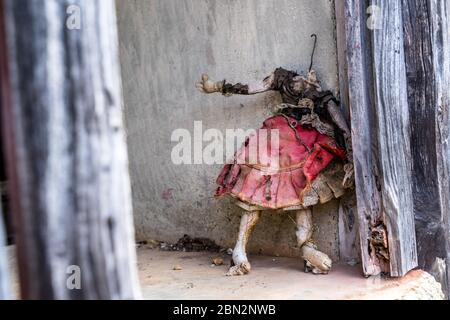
[138, 248, 444, 300]
[116, 0, 341, 260]
[6, 246, 444, 299]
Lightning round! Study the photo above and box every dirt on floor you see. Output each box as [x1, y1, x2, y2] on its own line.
[137, 248, 444, 300]
[6, 245, 445, 299]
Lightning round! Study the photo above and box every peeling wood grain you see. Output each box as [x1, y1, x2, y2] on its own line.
[336, 0, 418, 277]
[336, 0, 389, 276]
[402, 0, 450, 297]
[0, 0, 140, 299]
[371, 0, 417, 277]
[431, 0, 450, 298]
[429, 0, 450, 297]
[335, 0, 360, 265]
[0, 0, 12, 300]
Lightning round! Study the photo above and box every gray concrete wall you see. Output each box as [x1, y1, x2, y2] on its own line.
[116, 0, 341, 260]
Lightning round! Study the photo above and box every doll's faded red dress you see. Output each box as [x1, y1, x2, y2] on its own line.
[215, 68, 348, 210]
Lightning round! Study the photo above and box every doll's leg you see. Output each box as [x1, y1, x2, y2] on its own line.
[226, 210, 261, 276]
[296, 209, 332, 274]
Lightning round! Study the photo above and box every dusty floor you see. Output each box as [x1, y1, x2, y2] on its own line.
[137, 248, 444, 300]
[7, 246, 444, 299]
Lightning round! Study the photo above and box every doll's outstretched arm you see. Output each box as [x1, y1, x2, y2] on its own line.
[196, 72, 275, 96]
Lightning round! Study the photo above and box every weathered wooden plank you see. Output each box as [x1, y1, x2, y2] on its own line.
[402, 0, 445, 290]
[0, 0, 12, 301]
[402, 1, 440, 246]
[0, 0, 140, 299]
[334, 0, 351, 125]
[337, 0, 418, 277]
[431, 0, 450, 298]
[370, 0, 417, 277]
[334, 0, 360, 265]
[336, 0, 389, 275]
[404, 0, 450, 297]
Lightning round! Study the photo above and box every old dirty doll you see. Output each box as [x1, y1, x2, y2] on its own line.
[196, 36, 354, 276]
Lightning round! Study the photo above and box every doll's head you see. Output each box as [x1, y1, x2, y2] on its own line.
[291, 70, 322, 93]
[291, 34, 322, 94]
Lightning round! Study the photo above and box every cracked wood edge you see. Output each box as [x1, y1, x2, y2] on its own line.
[371, 0, 417, 277]
[336, 0, 418, 277]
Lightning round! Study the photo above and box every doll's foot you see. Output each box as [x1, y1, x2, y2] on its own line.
[302, 242, 332, 274]
[226, 244, 251, 276]
[226, 261, 251, 276]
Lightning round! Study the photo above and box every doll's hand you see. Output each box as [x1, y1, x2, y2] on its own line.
[196, 74, 223, 94]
